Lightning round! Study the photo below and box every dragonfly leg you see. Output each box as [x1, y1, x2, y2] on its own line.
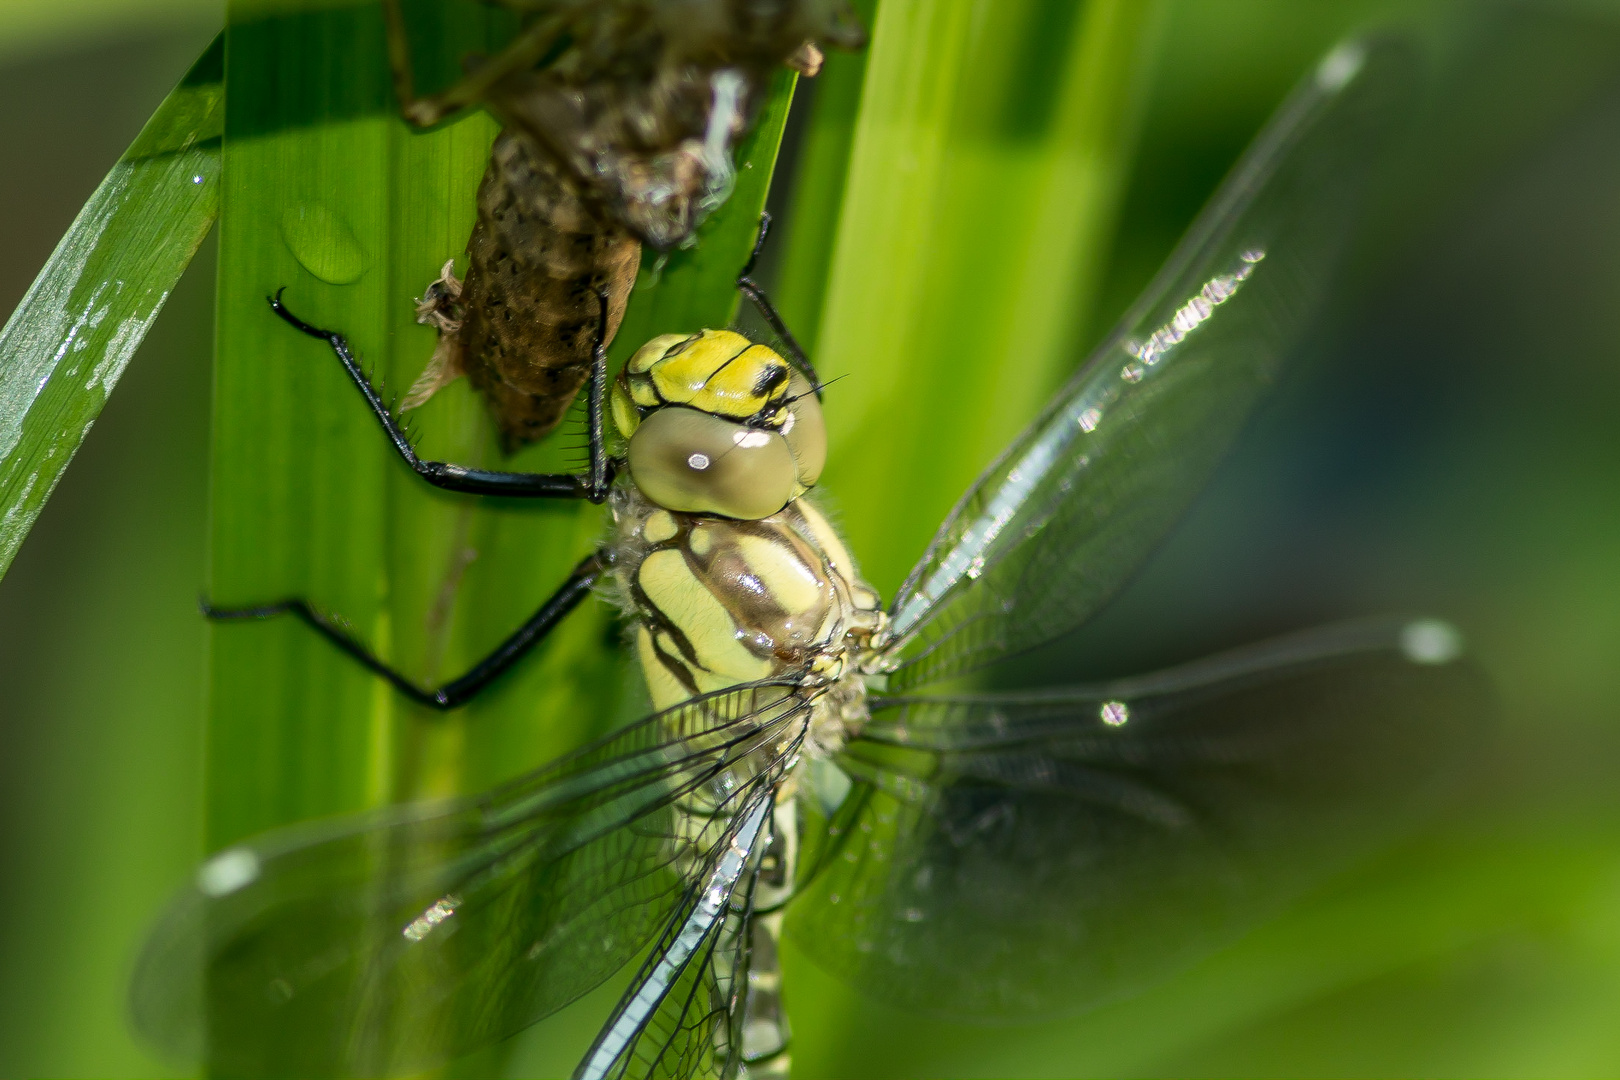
[204, 551, 607, 711]
[735, 212, 819, 391]
[269, 289, 616, 501]
[382, 0, 569, 127]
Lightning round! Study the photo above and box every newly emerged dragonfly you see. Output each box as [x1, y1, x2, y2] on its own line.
[387, 0, 864, 448]
[131, 38, 1484, 1080]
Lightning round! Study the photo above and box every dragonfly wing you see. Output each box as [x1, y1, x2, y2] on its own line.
[786, 619, 1490, 1018]
[883, 37, 1417, 690]
[131, 683, 810, 1077]
[575, 789, 781, 1080]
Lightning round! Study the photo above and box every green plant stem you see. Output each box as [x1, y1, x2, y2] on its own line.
[809, 0, 1166, 596]
[204, 2, 794, 1070]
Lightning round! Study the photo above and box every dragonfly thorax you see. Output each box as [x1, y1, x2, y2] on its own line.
[610, 329, 825, 519]
[611, 486, 883, 757]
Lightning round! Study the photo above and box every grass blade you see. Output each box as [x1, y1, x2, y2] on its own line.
[0, 34, 222, 582]
[807, 0, 1165, 593]
[205, 2, 793, 1068]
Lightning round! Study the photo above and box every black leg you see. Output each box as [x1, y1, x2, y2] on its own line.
[586, 290, 612, 496]
[735, 213, 820, 393]
[269, 290, 615, 501]
[205, 552, 607, 711]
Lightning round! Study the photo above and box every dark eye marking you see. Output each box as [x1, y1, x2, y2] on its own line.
[753, 363, 789, 399]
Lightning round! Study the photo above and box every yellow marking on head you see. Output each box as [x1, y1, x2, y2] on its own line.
[648, 329, 748, 380]
[610, 380, 641, 438]
[643, 510, 679, 545]
[638, 549, 773, 683]
[688, 524, 714, 558]
[618, 333, 698, 438]
[665, 343, 778, 402]
[734, 533, 825, 616]
[642, 330, 791, 424]
[629, 380, 661, 408]
[628, 334, 698, 375]
[617, 329, 796, 443]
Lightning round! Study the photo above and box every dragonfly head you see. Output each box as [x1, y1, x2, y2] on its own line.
[611, 329, 826, 519]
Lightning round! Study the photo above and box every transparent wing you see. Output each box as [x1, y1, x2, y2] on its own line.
[883, 37, 1417, 690]
[131, 682, 811, 1078]
[787, 618, 1491, 1018]
[578, 790, 782, 1080]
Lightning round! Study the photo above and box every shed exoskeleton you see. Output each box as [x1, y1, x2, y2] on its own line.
[384, 0, 865, 450]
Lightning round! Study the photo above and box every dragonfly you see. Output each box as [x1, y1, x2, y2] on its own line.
[130, 36, 1485, 1080]
[384, 0, 864, 449]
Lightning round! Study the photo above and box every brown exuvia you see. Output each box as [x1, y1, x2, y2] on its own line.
[385, 0, 866, 451]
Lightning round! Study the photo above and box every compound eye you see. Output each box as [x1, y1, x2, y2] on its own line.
[780, 372, 826, 492]
[627, 407, 797, 519]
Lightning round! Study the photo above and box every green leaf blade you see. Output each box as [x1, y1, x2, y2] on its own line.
[0, 35, 223, 581]
[809, 0, 1164, 595]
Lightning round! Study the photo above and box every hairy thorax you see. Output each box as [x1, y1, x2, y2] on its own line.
[611, 488, 885, 757]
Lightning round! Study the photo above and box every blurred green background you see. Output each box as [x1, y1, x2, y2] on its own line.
[3, 0, 1620, 1076]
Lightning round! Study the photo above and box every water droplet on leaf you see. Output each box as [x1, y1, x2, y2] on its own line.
[281, 204, 367, 285]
